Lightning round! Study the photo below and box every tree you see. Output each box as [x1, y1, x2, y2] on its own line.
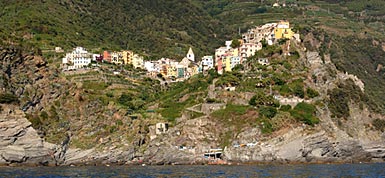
[259, 106, 277, 119]
[231, 38, 241, 48]
[306, 87, 320, 98]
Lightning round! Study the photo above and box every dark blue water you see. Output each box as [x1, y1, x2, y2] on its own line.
[0, 163, 384, 177]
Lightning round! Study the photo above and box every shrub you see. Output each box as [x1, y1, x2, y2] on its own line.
[255, 7, 267, 14]
[0, 93, 19, 104]
[373, 119, 385, 132]
[306, 88, 320, 98]
[249, 92, 278, 107]
[279, 85, 292, 96]
[292, 83, 305, 98]
[280, 104, 292, 112]
[258, 106, 277, 119]
[328, 88, 350, 118]
[290, 102, 319, 126]
[106, 92, 114, 98]
[258, 118, 273, 134]
[118, 93, 133, 106]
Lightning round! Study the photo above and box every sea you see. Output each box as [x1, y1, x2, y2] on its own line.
[0, 163, 385, 178]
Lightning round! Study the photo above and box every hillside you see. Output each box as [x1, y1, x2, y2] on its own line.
[192, 0, 385, 111]
[0, 0, 228, 59]
[0, 0, 385, 166]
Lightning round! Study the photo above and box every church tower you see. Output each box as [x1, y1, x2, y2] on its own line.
[186, 47, 195, 62]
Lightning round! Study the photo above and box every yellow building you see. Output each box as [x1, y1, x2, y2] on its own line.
[274, 21, 294, 39]
[225, 56, 232, 72]
[122, 50, 134, 65]
[230, 48, 239, 57]
[166, 65, 177, 78]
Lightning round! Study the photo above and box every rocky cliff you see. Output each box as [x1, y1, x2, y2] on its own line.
[0, 106, 56, 165]
[1, 41, 385, 166]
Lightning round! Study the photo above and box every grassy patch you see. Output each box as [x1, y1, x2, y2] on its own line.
[290, 102, 319, 126]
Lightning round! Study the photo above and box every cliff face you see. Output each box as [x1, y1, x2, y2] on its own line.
[140, 47, 385, 164]
[0, 106, 56, 165]
[0, 40, 385, 166]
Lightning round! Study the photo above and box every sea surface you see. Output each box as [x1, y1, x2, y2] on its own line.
[0, 163, 385, 177]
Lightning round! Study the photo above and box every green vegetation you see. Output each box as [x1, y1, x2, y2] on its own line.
[249, 92, 278, 107]
[211, 104, 249, 120]
[290, 102, 320, 126]
[372, 119, 385, 132]
[258, 106, 277, 119]
[158, 74, 208, 121]
[328, 80, 372, 118]
[211, 104, 254, 147]
[306, 87, 320, 99]
[0, 93, 19, 104]
[0, 0, 227, 59]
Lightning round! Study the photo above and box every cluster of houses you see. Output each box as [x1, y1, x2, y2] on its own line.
[213, 20, 300, 74]
[143, 48, 201, 81]
[62, 20, 299, 80]
[62, 48, 144, 70]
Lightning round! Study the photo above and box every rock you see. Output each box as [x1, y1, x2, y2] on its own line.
[1, 146, 26, 163]
[0, 107, 56, 165]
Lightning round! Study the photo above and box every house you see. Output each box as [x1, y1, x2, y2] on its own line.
[240, 43, 262, 58]
[201, 56, 214, 71]
[230, 56, 242, 69]
[103, 51, 111, 63]
[242, 23, 276, 44]
[177, 65, 186, 78]
[217, 58, 223, 74]
[166, 65, 177, 78]
[225, 56, 232, 72]
[273, 2, 280, 7]
[111, 52, 122, 65]
[274, 20, 295, 39]
[132, 54, 144, 69]
[180, 57, 191, 68]
[144, 61, 157, 72]
[62, 47, 92, 70]
[215, 47, 228, 62]
[122, 50, 134, 65]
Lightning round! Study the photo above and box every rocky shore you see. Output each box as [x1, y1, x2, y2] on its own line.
[1, 106, 384, 167]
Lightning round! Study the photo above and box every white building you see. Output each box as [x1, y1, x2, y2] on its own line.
[225, 40, 233, 50]
[230, 56, 242, 69]
[187, 47, 195, 62]
[201, 56, 214, 71]
[111, 52, 122, 65]
[132, 54, 144, 69]
[242, 23, 277, 44]
[62, 47, 92, 70]
[144, 61, 157, 72]
[240, 43, 262, 58]
[92, 54, 102, 61]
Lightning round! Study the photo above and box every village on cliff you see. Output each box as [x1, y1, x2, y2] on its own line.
[61, 20, 300, 80]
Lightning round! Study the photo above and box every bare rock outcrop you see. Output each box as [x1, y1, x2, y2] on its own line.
[0, 107, 56, 165]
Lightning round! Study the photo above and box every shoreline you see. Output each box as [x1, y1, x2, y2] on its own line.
[0, 158, 382, 167]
